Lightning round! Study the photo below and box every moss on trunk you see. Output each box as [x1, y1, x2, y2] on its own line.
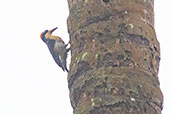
[67, 0, 163, 113]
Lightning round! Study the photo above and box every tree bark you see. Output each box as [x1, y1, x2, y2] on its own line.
[67, 0, 163, 114]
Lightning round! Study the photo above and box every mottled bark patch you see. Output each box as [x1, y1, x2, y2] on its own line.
[68, 61, 92, 90]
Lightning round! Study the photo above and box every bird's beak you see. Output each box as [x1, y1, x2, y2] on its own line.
[49, 27, 58, 34]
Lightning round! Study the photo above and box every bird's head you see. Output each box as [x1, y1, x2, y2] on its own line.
[40, 27, 58, 43]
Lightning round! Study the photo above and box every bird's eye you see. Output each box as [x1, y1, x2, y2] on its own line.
[45, 30, 48, 33]
[40, 30, 49, 40]
[41, 30, 48, 37]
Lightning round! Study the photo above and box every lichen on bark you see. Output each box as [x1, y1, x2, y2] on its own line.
[67, 0, 163, 113]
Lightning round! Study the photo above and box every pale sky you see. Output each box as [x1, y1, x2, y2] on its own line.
[0, 0, 170, 114]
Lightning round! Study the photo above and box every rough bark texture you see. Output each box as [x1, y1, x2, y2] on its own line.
[67, 0, 163, 114]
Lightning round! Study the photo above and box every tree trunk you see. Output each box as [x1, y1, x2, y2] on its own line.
[67, 0, 163, 114]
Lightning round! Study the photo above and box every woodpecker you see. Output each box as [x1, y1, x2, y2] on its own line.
[40, 27, 70, 72]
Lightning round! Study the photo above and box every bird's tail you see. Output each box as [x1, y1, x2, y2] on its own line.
[62, 60, 69, 72]
[65, 66, 69, 72]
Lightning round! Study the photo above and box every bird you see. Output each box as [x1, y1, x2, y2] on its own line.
[40, 27, 70, 72]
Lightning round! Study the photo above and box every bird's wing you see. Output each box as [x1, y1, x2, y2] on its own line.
[46, 39, 65, 71]
[51, 52, 65, 71]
